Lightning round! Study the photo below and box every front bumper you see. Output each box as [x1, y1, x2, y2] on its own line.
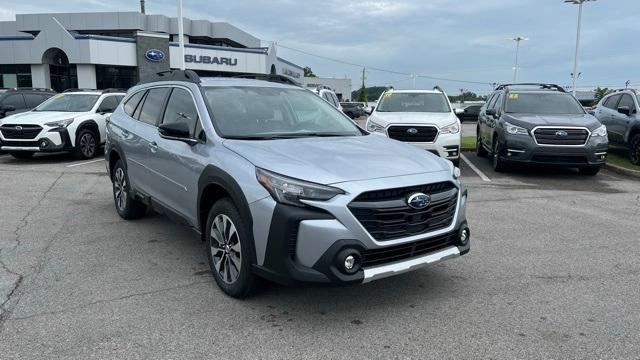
[498, 133, 608, 167]
[0, 129, 73, 153]
[374, 131, 461, 160]
[250, 172, 469, 286]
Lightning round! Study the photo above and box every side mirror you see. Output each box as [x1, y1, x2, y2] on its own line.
[486, 108, 497, 117]
[98, 108, 114, 115]
[158, 122, 198, 145]
[618, 106, 632, 116]
[1, 105, 16, 113]
[365, 107, 374, 115]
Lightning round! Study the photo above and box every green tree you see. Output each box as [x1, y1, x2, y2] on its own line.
[448, 91, 487, 103]
[593, 87, 613, 105]
[303, 66, 317, 77]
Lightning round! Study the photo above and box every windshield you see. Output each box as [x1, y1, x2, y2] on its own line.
[203, 87, 362, 138]
[34, 94, 99, 112]
[377, 92, 450, 113]
[505, 93, 584, 114]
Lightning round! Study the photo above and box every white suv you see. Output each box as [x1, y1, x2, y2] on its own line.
[366, 88, 461, 166]
[0, 89, 124, 159]
[309, 87, 343, 112]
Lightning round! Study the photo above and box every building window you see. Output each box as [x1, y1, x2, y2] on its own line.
[96, 65, 138, 90]
[0, 64, 32, 88]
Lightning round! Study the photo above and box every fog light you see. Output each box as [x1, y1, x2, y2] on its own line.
[344, 255, 355, 270]
[460, 228, 470, 245]
[40, 140, 48, 148]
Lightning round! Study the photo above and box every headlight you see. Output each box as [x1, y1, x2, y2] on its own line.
[256, 168, 345, 207]
[504, 121, 529, 135]
[591, 124, 607, 137]
[440, 122, 460, 134]
[448, 161, 461, 180]
[366, 119, 385, 133]
[45, 118, 74, 128]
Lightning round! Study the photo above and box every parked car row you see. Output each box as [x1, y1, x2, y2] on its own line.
[0, 87, 56, 118]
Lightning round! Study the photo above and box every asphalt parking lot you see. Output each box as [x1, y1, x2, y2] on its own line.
[0, 151, 639, 359]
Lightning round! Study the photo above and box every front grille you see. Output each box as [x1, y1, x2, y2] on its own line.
[532, 155, 588, 164]
[0, 140, 40, 147]
[0, 124, 43, 139]
[349, 182, 458, 241]
[388, 125, 438, 143]
[533, 127, 589, 146]
[362, 232, 455, 267]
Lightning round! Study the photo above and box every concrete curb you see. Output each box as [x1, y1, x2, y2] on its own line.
[605, 163, 640, 179]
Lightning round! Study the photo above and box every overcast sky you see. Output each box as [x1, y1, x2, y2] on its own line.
[1, 0, 637, 94]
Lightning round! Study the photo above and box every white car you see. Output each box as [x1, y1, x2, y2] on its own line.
[309, 87, 343, 112]
[0, 90, 125, 159]
[366, 88, 462, 166]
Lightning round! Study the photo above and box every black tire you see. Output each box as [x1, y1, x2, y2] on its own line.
[205, 198, 261, 298]
[74, 128, 98, 159]
[630, 134, 640, 166]
[492, 137, 508, 172]
[9, 151, 34, 159]
[476, 128, 488, 158]
[112, 160, 146, 220]
[579, 166, 601, 176]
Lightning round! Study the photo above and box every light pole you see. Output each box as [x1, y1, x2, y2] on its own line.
[511, 36, 528, 83]
[177, 0, 186, 70]
[565, 0, 596, 96]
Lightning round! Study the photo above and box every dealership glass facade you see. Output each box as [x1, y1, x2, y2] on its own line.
[96, 65, 138, 90]
[0, 65, 32, 88]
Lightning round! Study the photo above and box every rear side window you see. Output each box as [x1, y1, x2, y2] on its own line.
[124, 91, 145, 117]
[98, 96, 120, 113]
[617, 94, 635, 110]
[138, 88, 170, 125]
[603, 94, 621, 109]
[2, 94, 26, 109]
[24, 94, 48, 108]
[162, 88, 199, 137]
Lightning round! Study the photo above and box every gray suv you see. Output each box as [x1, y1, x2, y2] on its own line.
[476, 83, 608, 175]
[594, 89, 640, 165]
[105, 70, 470, 298]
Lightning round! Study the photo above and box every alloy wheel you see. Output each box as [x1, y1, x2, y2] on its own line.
[631, 137, 640, 165]
[80, 133, 96, 158]
[210, 214, 242, 284]
[114, 167, 128, 211]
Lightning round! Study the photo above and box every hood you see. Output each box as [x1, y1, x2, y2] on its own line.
[223, 134, 450, 185]
[0, 111, 84, 125]
[370, 112, 457, 127]
[503, 113, 602, 130]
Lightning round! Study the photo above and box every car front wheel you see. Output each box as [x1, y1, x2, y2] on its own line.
[112, 160, 146, 219]
[630, 134, 640, 165]
[74, 129, 98, 159]
[206, 198, 261, 298]
[492, 137, 508, 172]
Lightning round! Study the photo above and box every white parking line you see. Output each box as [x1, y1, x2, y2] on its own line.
[66, 158, 104, 168]
[460, 153, 491, 182]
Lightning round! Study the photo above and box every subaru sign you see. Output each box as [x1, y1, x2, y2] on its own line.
[145, 49, 165, 62]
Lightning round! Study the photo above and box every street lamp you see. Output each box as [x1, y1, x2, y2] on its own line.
[565, 0, 596, 96]
[511, 36, 528, 83]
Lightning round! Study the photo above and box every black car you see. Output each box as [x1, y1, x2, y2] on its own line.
[0, 88, 56, 119]
[476, 83, 608, 175]
[340, 102, 365, 119]
[457, 104, 482, 122]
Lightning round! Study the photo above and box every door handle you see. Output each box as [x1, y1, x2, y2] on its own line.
[122, 129, 129, 137]
[149, 142, 158, 153]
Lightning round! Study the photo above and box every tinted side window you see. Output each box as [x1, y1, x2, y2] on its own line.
[138, 88, 170, 125]
[2, 94, 26, 109]
[162, 88, 199, 136]
[618, 94, 635, 110]
[485, 93, 498, 110]
[492, 93, 504, 111]
[98, 96, 120, 113]
[24, 94, 47, 108]
[603, 94, 621, 109]
[124, 91, 145, 117]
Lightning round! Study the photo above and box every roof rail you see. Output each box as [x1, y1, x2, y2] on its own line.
[101, 88, 127, 93]
[433, 85, 445, 93]
[62, 88, 99, 93]
[137, 69, 201, 85]
[231, 73, 301, 87]
[495, 83, 567, 93]
[8, 87, 55, 92]
[610, 88, 638, 95]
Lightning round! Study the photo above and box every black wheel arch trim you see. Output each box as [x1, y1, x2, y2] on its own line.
[76, 119, 101, 144]
[106, 142, 128, 181]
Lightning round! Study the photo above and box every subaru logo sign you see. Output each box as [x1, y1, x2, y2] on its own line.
[15, 126, 22, 131]
[145, 49, 165, 62]
[406, 128, 418, 134]
[407, 193, 430, 210]
[555, 130, 568, 137]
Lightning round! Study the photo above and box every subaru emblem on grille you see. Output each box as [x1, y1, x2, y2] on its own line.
[15, 126, 22, 131]
[407, 192, 430, 209]
[406, 128, 418, 134]
[555, 130, 568, 137]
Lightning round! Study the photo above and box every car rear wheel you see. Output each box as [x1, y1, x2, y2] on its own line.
[476, 129, 487, 157]
[579, 166, 601, 176]
[206, 198, 261, 298]
[630, 134, 640, 165]
[9, 151, 34, 159]
[492, 137, 508, 172]
[74, 129, 98, 159]
[112, 160, 146, 219]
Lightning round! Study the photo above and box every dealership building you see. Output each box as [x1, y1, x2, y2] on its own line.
[0, 11, 322, 92]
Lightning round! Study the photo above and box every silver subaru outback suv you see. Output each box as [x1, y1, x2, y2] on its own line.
[105, 70, 470, 298]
